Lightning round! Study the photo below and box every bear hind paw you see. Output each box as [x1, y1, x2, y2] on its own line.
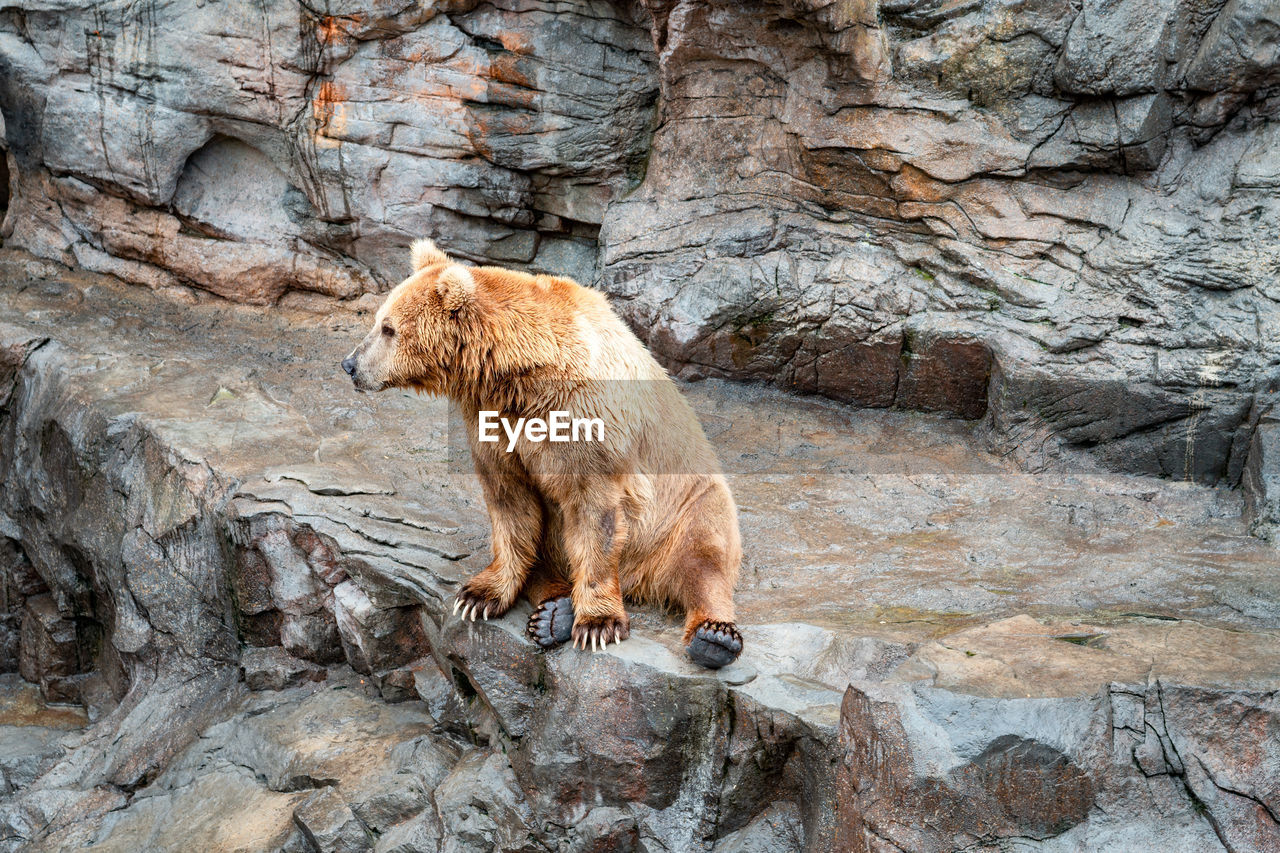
[687, 620, 743, 669]
[526, 596, 574, 649]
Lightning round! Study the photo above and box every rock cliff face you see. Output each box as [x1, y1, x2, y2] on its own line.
[1, 0, 1278, 517]
[0, 0, 657, 296]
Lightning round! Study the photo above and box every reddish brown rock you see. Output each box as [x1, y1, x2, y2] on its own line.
[896, 329, 993, 419]
[331, 581, 427, 675]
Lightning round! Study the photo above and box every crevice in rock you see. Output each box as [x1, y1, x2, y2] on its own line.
[0, 149, 9, 242]
[278, 774, 340, 793]
[1194, 753, 1280, 827]
[450, 664, 478, 702]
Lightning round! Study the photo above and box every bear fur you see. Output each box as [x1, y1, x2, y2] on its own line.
[343, 239, 743, 668]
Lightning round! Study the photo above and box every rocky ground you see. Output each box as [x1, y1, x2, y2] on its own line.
[0, 252, 1277, 851]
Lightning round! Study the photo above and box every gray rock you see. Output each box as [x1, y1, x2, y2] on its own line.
[0, 726, 67, 795]
[438, 612, 542, 740]
[410, 658, 472, 732]
[512, 637, 727, 816]
[81, 765, 311, 853]
[281, 611, 345, 665]
[568, 806, 640, 853]
[1054, 0, 1183, 95]
[294, 787, 372, 853]
[711, 802, 803, 853]
[1, 784, 130, 851]
[332, 580, 427, 675]
[372, 666, 418, 704]
[374, 808, 444, 853]
[433, 750, 535, 853]
[1244, 388, 1280, 540]
[0, 613, 18, 676]
[241, 646, 327, 692]
[1184, 0, 1280, 93]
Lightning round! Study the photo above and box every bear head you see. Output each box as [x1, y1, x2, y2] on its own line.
[341, 239, 561, 397]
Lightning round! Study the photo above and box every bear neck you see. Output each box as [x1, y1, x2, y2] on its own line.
[446, 303, 574, 401]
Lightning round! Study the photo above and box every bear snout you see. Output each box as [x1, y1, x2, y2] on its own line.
[341, 355, 357, 377]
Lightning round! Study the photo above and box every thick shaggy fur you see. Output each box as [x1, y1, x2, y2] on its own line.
[344, 241, 743, 665]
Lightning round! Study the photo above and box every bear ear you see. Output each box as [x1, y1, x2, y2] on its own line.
[437, 264, 476, 314]
[410, 238, 449, 271]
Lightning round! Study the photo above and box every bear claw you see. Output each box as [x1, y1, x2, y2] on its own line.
[526, 597, 574, 649]
[453, 584, 509, 623]
[686, 621, 743, 669]
[570, 615, 629, 652]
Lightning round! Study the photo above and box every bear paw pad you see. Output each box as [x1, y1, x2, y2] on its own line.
[687, 621, 743, 669]
[526, 597, 574, 649]
[571, 614, 630, 652]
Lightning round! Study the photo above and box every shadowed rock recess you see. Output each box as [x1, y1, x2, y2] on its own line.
[0, 0, 1277, 851]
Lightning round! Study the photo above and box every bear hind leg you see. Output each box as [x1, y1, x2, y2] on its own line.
[673, 541, 743, 670]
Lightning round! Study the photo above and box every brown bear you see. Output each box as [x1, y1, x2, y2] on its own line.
[342, 239, 743, 668]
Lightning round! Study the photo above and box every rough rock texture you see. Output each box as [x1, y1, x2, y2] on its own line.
[0, 0, 657, 294]
[598, 0, 1280, 499]
[0, 257, 1277, 851]
[1, 0, 1278, 524]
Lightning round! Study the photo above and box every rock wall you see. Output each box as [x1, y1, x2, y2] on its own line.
[0, 0, 657, 297]
[604, 0, 1280, 489]
[1, 0, 1279, 506]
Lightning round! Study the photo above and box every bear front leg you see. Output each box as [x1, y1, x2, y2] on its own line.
[561, 489, 630, 651]
[455, 445, 543, 621]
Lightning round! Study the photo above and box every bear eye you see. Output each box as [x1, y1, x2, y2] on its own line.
[381, 323, 395, 338]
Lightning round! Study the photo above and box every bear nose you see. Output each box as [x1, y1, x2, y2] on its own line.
[341, 356, 357, 377]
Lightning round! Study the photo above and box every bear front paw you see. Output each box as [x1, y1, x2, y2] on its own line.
[453, 582, 512, 622]
[571, 614, 630, 652]
[526, 596, 574, 649]
[686, 621, 743, 669]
